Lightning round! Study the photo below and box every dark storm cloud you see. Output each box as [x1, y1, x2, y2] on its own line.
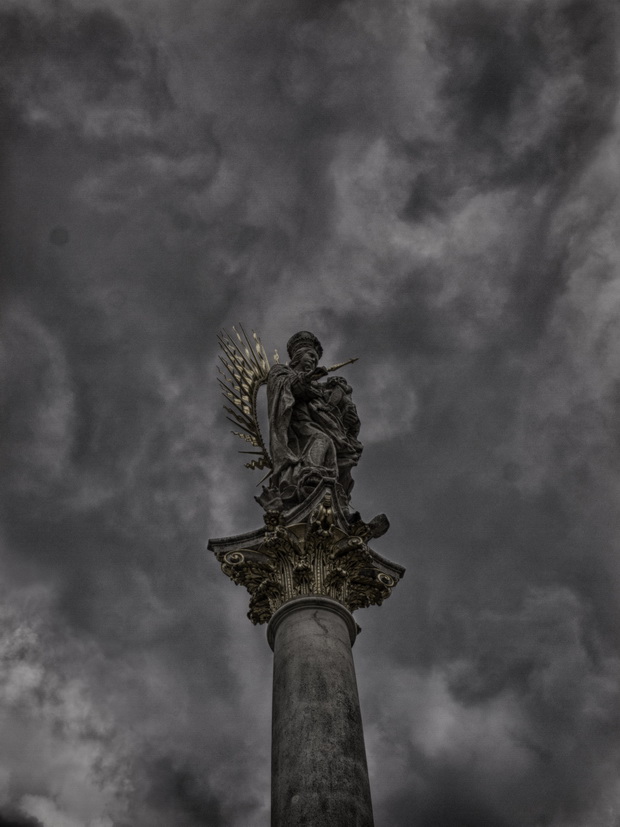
[430, 0, 616, 177]
[393, 0, 620, 341]
[0, 814, 43, 827]
[1, 0, 619, 824]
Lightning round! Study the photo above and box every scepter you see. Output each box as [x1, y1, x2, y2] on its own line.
[326, 356, 359, 372]
[311, 356, 359, 379]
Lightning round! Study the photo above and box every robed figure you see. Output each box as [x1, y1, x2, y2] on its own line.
[256, 331, 362, 511]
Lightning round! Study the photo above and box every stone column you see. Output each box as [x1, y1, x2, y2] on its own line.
[268, 596, 374, 827]
[209, 484, 404, 824]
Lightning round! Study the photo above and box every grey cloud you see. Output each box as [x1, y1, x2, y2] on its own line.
[0, 3, 171, 135]
[139, 757, 226, 827]
[427, 0, 617, 183]
[1, 0, 619, 824]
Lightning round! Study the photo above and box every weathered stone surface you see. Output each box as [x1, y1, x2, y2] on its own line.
[269, 597, 374, 827]
[208, 482, 404, 624]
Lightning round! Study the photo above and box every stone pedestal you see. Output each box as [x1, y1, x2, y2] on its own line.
[268, 596, 373, 827]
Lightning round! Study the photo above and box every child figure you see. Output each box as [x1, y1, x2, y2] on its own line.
[325, 375, 360, 437]
[324, 375, 362, 498]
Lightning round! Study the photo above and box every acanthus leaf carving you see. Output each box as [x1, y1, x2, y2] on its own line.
[211, 490, 404, 624]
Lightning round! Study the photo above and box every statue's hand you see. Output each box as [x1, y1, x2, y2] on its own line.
[311, 365, 329, 379]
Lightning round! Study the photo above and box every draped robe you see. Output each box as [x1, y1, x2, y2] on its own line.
[265, 364, 362, 504]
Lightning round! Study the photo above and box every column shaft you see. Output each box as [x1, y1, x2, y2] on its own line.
[269, 597, 374, 827]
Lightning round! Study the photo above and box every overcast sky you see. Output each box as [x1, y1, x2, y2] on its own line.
[1, 0, 619, 825]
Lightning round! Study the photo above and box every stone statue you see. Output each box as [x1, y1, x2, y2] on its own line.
[211, 325, 400, 627]
[217, 326, 376, 520]
[256, 331, 363, 511]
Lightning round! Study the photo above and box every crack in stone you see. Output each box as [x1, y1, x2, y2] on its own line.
[312, 610, 331, 636]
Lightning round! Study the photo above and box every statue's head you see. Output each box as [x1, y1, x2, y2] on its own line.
[286, 331, 323, 361]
